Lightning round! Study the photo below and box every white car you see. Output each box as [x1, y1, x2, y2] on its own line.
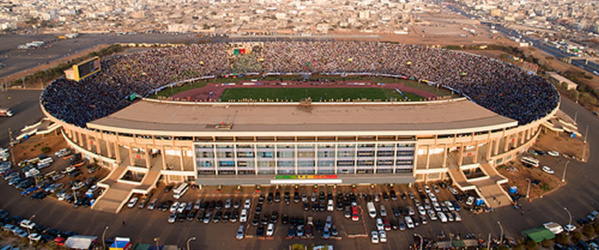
[236, 225, 245, 240]
[168, 213, 176, 223]
[405, 216, 414, 229]
[444, 201, 455, 211]
[423, 185, 431, 193]
[428, 209, 438, 220]
[448, 187, 459, 195]
[380, 205, 387, 217]
[446, 211, 454, 222]
[417, 205, 426, 216]
[170, 201, 180, 213]
[370, 231, 379, 244]
[453, 211, 462, 222]
[438, 212, 448, 223]
[379, 230, 387, 243]
[177, 202, 186, 213]
[266, 223, 275, 237]
[327, 200, 334, 212]
[466, 196, 475, 206]
[565, 224, 577, 232]
[28, 233, 41, 241]
[19, 220, 35, 229]
[376, 218, 384, 231]
[542, 166, 554, 174]
[548, 151, 559, 157]
[127, 197, 139, 208]
[243, 198, 251, 209]
[240, 209, 248, 222]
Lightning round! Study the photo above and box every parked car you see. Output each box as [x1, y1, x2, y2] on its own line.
[542, 166, 554, 174]
[370, 231, 379, 244]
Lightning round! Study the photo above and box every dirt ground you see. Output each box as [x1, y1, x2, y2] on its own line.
[498, 130, 589, 201]
[535, 129, 589, 161]
[11, 132, 67, 163]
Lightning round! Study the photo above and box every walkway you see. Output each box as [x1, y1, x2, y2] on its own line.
[447, 163, 512, 208]
[92, 163, 162, 213]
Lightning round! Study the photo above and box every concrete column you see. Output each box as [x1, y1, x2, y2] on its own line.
[494, 138, 500, 155]
[106, 141, 113, 158]
[425, 145, 431, 169]
[472, 143, 479, 164]
[114, 143, 121, 164]
[442, 144, 448, 167]
[520, 131, 525, 144]
[95, 137, 101, 155]
[145, 146, 151, 169]
[235, 144, 240, 175]
[458, 143, 464, 166]
[77, 132, 83, 146]
[86, 136, 92, 151]
[161, 145, 167, 170]
[129, 145, 136, 166]
[180, 148, 185, 171]
[486, 140, 493, 160]
[504, 135, 510, 152]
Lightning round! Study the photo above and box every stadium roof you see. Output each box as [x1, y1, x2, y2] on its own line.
[86, 98, 517, 137]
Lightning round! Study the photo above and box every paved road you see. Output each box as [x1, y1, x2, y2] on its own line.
[0, 90, 43, 147]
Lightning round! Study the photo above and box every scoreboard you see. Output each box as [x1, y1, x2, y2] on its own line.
[64, 56, 101, 81]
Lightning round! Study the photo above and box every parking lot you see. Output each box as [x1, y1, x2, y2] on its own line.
[122, 181, 482, 248]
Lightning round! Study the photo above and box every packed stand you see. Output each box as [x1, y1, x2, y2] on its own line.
[42, 41, 559, 127]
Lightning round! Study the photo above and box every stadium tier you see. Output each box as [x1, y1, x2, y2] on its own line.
[40, 41, 559, 213]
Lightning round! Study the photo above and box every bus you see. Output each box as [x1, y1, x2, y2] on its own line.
[521, 156, 540, 168]
[173, 183, 190, 199]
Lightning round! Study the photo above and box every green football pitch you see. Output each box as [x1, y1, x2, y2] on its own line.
[218, 88, 425, 102]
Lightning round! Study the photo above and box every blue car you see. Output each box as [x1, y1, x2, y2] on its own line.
[288, 227, 295, 237]
[21, 186, 38, 196]
[451, 201, 461, 211]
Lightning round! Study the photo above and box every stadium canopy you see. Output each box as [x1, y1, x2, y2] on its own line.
[522, 228, 555, 243]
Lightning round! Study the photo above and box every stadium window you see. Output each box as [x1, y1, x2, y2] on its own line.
[396, 160, 413, 166]
[357, 160, 374, 166]
[396, 151, 414, 157]
[337, 160, 355, 167]
[377, 151, 394, 157]
[174, 136, 193, 141]
[377, 160, 394, 166]
[218, 161, 235, 167]
[357, 151, 374, 157]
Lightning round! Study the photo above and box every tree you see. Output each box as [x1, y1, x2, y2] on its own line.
[525, 238, 538, 250]
[555, 233, 569, 245]
[571, 231, 583, 243]
[541, 239, 552, 248]
[583, 224, 595, 237]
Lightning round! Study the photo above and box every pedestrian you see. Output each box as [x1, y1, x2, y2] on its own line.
[122, 220, 125, 226]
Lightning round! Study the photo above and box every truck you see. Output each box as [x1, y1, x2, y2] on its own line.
[0, 109, 13, 117]
[543, 222, 564, 235]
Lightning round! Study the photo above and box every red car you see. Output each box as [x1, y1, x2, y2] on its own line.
[383, 217, 391, 231]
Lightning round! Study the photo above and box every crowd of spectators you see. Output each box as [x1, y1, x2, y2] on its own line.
[42, 41, 559, 127]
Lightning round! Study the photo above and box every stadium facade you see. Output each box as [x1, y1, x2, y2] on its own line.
[39, 41, 560, 212]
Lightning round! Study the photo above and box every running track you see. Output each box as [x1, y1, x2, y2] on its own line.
[170, 80, 443, 102]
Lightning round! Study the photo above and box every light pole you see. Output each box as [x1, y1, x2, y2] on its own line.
[584, 125, 589, 143]
[562, 160, 570, 183]
[414, 233, 423, 250]
[27, 215, 35, 245]
[102, 226, 109, 250]
[186, 237, 196, 250]
[564, 207, 573, 231]
[497, 221, 504, 247]
[154, 237, 159, 250]
[525, 178, 531, 199]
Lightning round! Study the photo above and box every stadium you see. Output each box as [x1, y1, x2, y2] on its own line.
[40, 41, 560, 213]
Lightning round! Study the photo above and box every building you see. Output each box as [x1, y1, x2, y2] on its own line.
[42, 95, 556, 213]
[546, 71, 578, 90]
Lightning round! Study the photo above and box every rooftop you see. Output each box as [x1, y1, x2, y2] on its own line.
[86, 98, 517, 137]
